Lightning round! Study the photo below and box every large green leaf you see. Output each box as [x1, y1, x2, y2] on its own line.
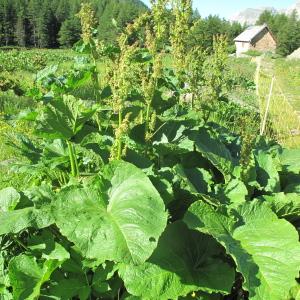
[152, 121, 194, 155]
[36, 95, 95, 140]
[184, 200, 300, 300]
[0, 187, 20, 212]
[36, 65, 58, 82]
[119, 222, 235, 299]
[214, 179, 248, 207]
[254, 150, 280, 192]
[27, 230, 70, 261]
[260, 193, 300, 222]
[279, 148, 300, 174]
[174, 165, 213, 195]
[0, 254, 10, 297]
[0, 206, 54, 235]
[24, 184, 55, 208]
[42, 139, 70, 168]
[46, 274, 91, 300]
[53, 161, 167, 264]
[189, 127, 239, 181]
[8, 252, 68, 300]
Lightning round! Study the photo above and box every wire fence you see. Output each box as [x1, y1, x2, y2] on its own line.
[255, 57, 300, 148]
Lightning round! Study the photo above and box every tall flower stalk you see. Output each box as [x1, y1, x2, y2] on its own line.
[108, 34, 138, 160]
[170, 0, 193, 86]
[142, 0, 169, 141]
[77, 3, 100, 90]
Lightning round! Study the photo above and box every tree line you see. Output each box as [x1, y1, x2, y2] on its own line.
[1, 0, 299, 56]
[0, 0, 148, 48]
[0, 0, 244, 51]
[257, 10, 300, 56]
[190, 11, 245, 52]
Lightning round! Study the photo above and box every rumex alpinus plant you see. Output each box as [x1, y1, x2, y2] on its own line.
[203, 35, 229, 103]
[185, 46, 207, 109]
[107, 33, 140, 160]
[0, 1, 300, 300]
[77, 2, 100, 90]
[170, 0, 193, 83]
[141, 0, 168, 141]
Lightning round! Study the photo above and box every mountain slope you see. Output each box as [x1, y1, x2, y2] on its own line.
[286, 0, 300, 15]
[230, 1, 300, 25]
[231, 7, 275, 25]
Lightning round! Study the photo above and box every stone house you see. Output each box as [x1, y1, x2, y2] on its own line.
[234, 24, 277, 56]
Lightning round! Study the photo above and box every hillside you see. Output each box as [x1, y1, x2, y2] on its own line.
[286, 0, 300, 15]
[231, 7, 275, 25]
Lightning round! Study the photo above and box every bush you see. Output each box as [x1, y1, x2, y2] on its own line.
[244, 49, 263, 57]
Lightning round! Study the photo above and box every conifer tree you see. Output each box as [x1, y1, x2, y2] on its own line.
[2, 0, 16, 46]
[58, 16, 81, 47]
[15, 0, 28, 47]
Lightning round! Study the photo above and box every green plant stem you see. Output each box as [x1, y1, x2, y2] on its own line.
[145, 101, 151, 137]
[73, 144, 80, 177]
[67, 140, 76, 177]
[145, 80, 158, 140]
[91, 48, 100, 91]
[13, 236, 28, 251]
[191, 92, 195, 109]
[62, 172, 67, 185]
[117, 109, 123, 160]
[84, 272, 92, 300]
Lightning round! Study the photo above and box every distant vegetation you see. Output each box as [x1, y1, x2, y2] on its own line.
[189, 13, 245, 52]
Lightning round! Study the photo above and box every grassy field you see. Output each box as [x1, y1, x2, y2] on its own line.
[256, 56, 300, 148]
[227, 57, 257, 108]
[275, 59, 300, 112]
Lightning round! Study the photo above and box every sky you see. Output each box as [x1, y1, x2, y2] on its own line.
[141, 0, 296, 18]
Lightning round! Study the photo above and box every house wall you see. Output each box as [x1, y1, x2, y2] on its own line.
[250, 29, 277, 52]
[235, 41, 251, 56]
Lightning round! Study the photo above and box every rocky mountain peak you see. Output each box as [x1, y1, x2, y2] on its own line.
[230, 1, 300, 25]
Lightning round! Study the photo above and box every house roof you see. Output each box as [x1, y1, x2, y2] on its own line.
[234, 24, 269, 43]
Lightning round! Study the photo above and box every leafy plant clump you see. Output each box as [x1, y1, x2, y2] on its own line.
[0, 1, 300, 300]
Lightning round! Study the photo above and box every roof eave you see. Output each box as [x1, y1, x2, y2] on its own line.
[234, 39, 251, 43]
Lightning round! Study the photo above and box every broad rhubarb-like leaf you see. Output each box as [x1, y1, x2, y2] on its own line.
[260, 192, 300, 222]
[184, 200, 300, 300]
[189, 127, 239, 181]
[9, 251, 68, 300]
[0, 187, 20, 212]
[0, 207, 54, 235]
[119, 222, 235, 299]
[53, 161, 168, 264]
